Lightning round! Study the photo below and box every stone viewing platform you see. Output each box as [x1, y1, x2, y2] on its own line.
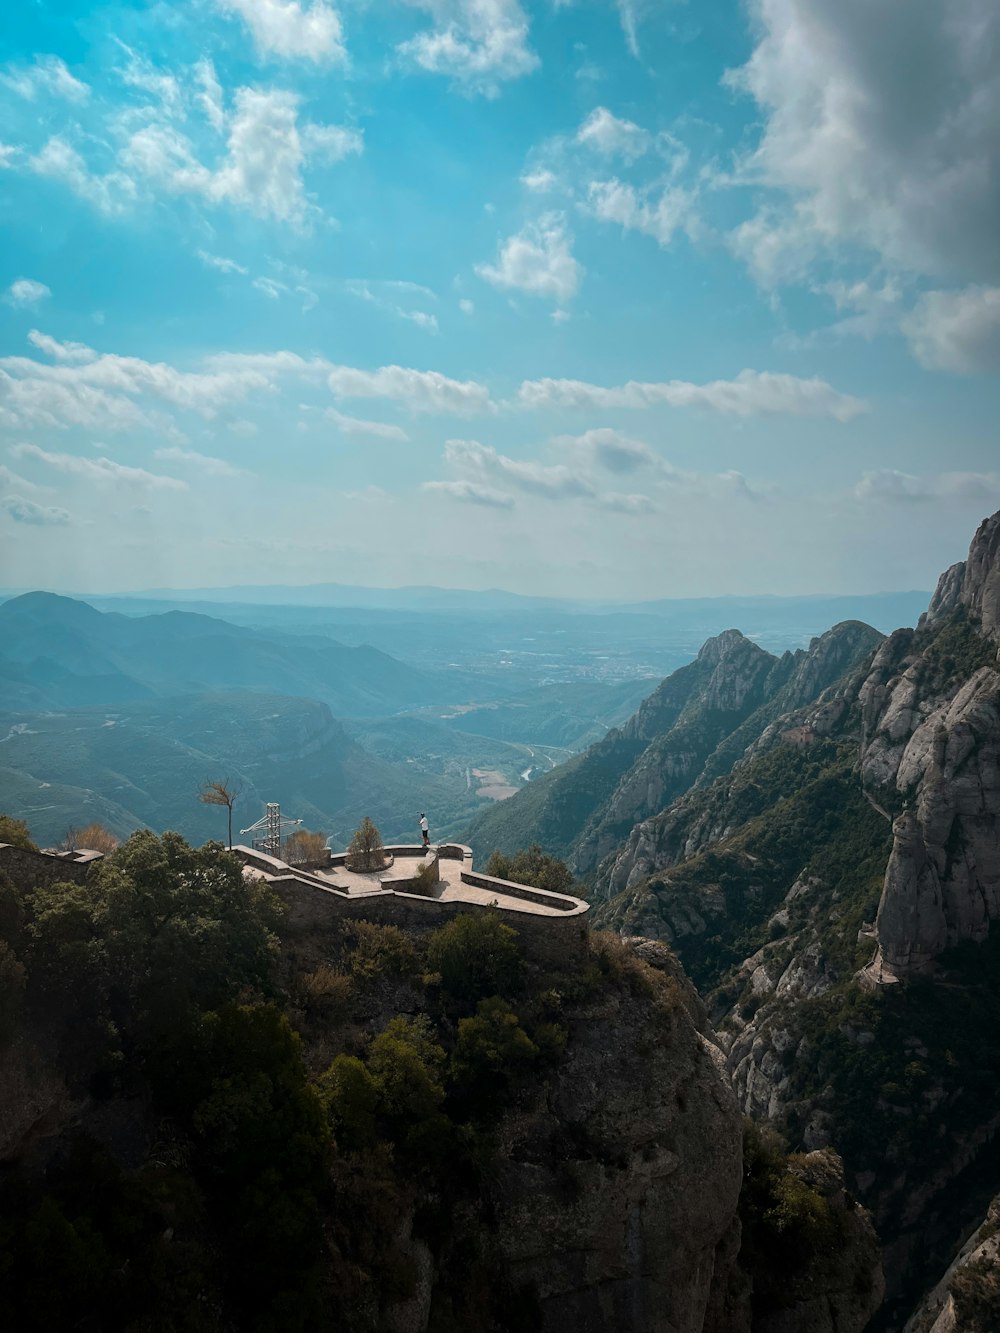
[232, 842, 591, 966]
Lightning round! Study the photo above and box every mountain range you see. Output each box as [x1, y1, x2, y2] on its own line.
[459, 509, 1000, 1329]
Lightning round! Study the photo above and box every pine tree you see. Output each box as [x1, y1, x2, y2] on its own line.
[345, 816, 385, 872]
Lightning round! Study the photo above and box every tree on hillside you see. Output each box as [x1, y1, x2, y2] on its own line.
[486, 844, 574, 894]
[198, 777, 242, 850]
[0, 815, 37, 851]
[345, 817, 385, 872]
[62, 822, 119, 855]
[284, 830, 329, 867]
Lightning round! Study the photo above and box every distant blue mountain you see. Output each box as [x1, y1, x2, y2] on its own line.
[0, 591, 485, 716]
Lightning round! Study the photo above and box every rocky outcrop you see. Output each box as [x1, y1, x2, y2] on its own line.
[922, 513, 1000, 642]
[490, 948, 744, 1333]
[905, 1193, 1000, 1333]
[868, 664, 1000, 978]
[754, 1150, 884, 1333]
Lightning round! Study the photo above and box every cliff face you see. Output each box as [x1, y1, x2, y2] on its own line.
[573, 512, 1000, 1330]
[855, 513, 1000, 980]
[905, 1192, 1000, 1333]
[488, 939, 745, 1333]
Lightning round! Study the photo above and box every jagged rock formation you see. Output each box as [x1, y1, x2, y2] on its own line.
[464, 621, 882, 882]
[857, 515, 1000, 980]
[575, 509, 1000, 1329]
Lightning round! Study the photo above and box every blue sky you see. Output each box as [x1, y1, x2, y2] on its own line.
[0, 0, 997, 599]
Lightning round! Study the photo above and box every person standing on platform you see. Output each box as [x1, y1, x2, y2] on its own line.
[419, 813, 430, 849]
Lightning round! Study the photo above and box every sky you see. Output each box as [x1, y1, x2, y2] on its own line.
[0, 0, 997, 600]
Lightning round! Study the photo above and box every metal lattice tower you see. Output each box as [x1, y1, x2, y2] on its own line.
[239, 802, 302, 859]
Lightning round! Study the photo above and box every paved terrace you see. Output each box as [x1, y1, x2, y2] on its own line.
[234, 842, 589, 920]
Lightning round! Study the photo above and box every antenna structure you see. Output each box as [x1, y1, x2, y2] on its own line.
[240, 802, 302, 859]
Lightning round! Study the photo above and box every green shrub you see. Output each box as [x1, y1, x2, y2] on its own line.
[951, 1255, 1000, 1330]
[485, 844, 574, 894]
[411, 861, 438, 896]
[347, 921, 419, 985]
[319, 1054, 379, 1153]
[451, 997, 538, 1110]
[0, 815, 37, 851]
[426, 911, 523, 1004]
[298, 965, 352, 1019]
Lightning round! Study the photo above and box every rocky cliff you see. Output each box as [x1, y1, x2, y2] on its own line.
[464, 620, 881, 882]
[582, 509, 1000, 1330]
[905, 1192, 1000, 1333]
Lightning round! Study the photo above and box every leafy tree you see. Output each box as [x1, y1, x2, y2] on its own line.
[24, 831, 281, 1069]
[486, 844, 574, 894]
[0, 814, 37, 851]
[427, 911, 524, 1003]
[451, 997, 537, 1111]
[345, 816, 385, 872]
[319, 1054, 379, 1153]
[158, 1004, 331, 1328]
[62, 822, 119, 855]
[283, 829, 328, 866]
[367, 1015, 451, 1166]
[198, 777, 242, 850]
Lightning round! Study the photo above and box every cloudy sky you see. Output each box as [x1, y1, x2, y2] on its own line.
[0, 0, 997, 598]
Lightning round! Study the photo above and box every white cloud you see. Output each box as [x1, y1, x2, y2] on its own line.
[726, 0, 1000, 285]
[195, 58, 226, 131]
[0, 495, 72, 526]
[576, 107, 651, 160]
[118, 45, 183, 115]
[197, 249, 249, 275]
[597, 491, 655, 514]
[102, 87, 360, 224]
[325, 407, 410, 441]
[855, 470, 1000, 504]
[328, 364, 492, 414]
[5, 279, 51, 309]
[346, 279, 437, 332]
[403, 310, 439, 333]
[585, 177, 695, 247]
[556, 427, 666, 474]
[399, 0, 539, 97]
[253, 276, 287, 299]
[616, 0, 641, 58]
[459, 298, 475, 315]
[29, 137, 134, 216]
[1, 55, 90, 104]
[12, 443, 188, 491]
[122, 88, 342, 223]
[901, 286, 1000, 375]
[421, 479, 514, 508]
[476, 214, 583, 307]
[0, 370, 150, 432]
[0, 335, 297, 433]
[214, 0, 347, 63]
[521, 168, 557, 192]
[445, 438, 594, 498]
[301, 122, 364, 161]
[0, 463, 42, 493]
[26, 330, 97, 364]
[154, 446, 243, 476]
[517, 368, 866, 420]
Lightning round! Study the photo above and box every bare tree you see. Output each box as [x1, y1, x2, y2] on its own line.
[198, 778, 242, 850]
[345, 816, 385, 872]
[62, 822, 119, 855]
